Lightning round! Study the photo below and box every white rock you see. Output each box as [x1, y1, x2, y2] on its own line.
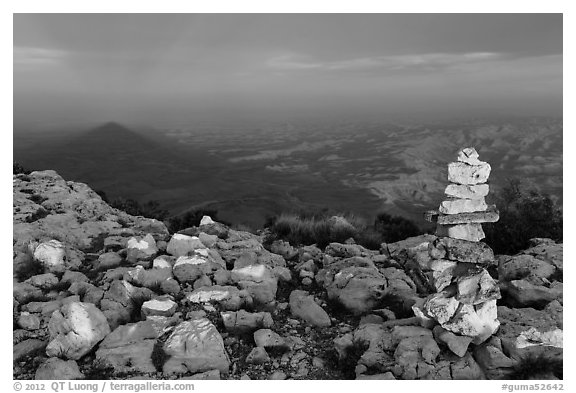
[445, 183, 489, 199]
[442, 300, 499, 344]
[424, 292, 460, 325]
[516, 327, 562, 349]
[457, 147, 482, 165]
[33, 240, 66, 273]
[46, 301, 111, 360]
[35, 358, 84, 380]
[127, 234, 158, 256]
[166, 234, 206, 257]
[447, 162, 491, 185]
[152, 256, 173, 269]
[200, 215, 216, 226]
[141, 298, 177, 317]
[163, 319, 230, 375]
[439, 198, 488, 215]
[436, 223, 486, 242]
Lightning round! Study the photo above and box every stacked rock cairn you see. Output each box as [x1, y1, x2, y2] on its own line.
[414, 147, 501, 347]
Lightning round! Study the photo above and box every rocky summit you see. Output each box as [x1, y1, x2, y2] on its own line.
[13, 168, 563, 380]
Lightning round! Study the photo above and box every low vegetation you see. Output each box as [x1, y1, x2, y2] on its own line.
[264, 210, 423, 250]
[484, 179, 562, 255]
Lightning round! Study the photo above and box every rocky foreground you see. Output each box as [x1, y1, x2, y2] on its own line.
[13, 170, 563, 380]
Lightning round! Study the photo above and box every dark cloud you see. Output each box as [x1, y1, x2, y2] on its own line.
[13, 14, 562, 126]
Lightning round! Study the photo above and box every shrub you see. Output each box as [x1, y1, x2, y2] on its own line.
[109, 197, 169, 221]
[264, 212, 386, 249]
[374, 212, 422, 243]
[484, 179, 562, 255]
[168, 209, 229, 233]
[506, 354, 562, 380]
[13, 162, 30, 175]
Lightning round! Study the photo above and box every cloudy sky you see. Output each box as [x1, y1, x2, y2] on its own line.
[13, 14, 562, 127]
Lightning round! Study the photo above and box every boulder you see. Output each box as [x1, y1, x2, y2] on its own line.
[221, 310, 273, 334]
[438, 198, 488, 215]
[97, 252, 123, 270]
[95, 320, 158, 373]
[18, 312, 41, 330]
[289, 290, 331, 327]
[166, 234, 206, 257]
[126, 234, 158, 256]
[13, 282, 44, 304]
[393, 335, 441, 379]
[447, 162, 491, 185]
[455, 268, 500, 305]
[324, 266, 387, 315]
[435, 238, 495, 265]
[25, 273, 59, 290]
[230, 264, 278, 308]
[163, 319, 230, 375]
[253, 329, 289, 353]
[172, 253, 221, 283]
[436, 223, 485, 242]
[498, 254, 556, 284]
[502, 280, 562, 308]
[141, 298, 178, 317]
[33, 240, 67, 273]
[473, 341, 517, 379]
[14, 339, 47, 361]
[34, 358, 84, 380]
[433, 326, 473, 357]
[444, 183, 489, 200]
[186, 285, 248, 311]
[46, 301, 111, 360]
[442, 300, 500, 344]
[246, 347, 270, 364]
[457, 147, 482, 165]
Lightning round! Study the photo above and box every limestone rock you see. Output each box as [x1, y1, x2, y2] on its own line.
[433, 326, 473, 357]
[166, 234, 206, 257]
[253, 329, 289, 352]
[13, 282, 43, 304]
[442, 300, 500, 345]
[95, 320, 158, 373]
[25, 273, 59, 290]
[141, 297, 177, 317]
[186, 285, 248, 311]
[503, 279, 562, 308]
[35, 358, 84, 380]
[163, 319, 230, 375]
[457, 147, 482, 165]
[246, 347, 271, 364]
[439, 198, 488, 215]
[436, 223, 486, 242]
[516, 327, 562, 349]
[46, 301, 111, 360]
[172, 253, 221, 283]
[230, 264, 278, 308]
[437, 237, 496, 265]
[498, 254, 556, 283]
[33, 240, 67, 273]
[221, 310, 273, 334]
[289, 290, 331, 327]
[455, 268, 500, 305]
[436, 206, 499, 225]
[127, 234, 158, 256]
[445, 183, 489, 199]
[393, 335, 441, 379]
[18, 312, 41, 330]
[14, 339, 47, 362]
[447, 162, 491, 185]
[473, 341, 516, 379]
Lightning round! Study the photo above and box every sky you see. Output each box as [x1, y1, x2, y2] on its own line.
[13, 14, 563, 128]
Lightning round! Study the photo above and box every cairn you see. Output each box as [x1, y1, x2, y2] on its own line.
[414, 147, 501, 346]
